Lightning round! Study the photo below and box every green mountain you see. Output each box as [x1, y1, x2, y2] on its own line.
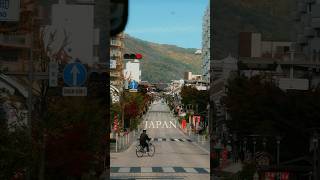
[124, 34, 202, 83]
[213, 0, 295, 59]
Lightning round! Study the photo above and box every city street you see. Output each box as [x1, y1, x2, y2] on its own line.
[110, 100, 210, 180]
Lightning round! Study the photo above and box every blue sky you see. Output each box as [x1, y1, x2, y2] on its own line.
[124, 0, 209, 49]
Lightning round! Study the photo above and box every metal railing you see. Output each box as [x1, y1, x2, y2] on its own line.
[110, 130, 139, 152]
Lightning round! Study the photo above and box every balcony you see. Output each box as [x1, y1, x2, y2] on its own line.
[298, 2, 307, 13]
[306, 0, 316, 3]
[293, 11, 301, 21]
[311, 5, 320, 18]
[93, 29, 100, 45]
[311, 18, 320, 29]
[0, 34, 31, 48]
[297, 34, 308, 44]
[304, 26, 315, 37]
[310, 38, 320, 49]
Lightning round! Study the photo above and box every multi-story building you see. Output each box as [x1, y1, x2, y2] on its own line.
[110, 32, 124, 91]
[0, 0, 44, 127]
[239, 32, 293, 59]
[294, 0, 320, 62]
[0, 0, 43, 73]
[184, 72, 202, 81]
[201, 5, 210, 83]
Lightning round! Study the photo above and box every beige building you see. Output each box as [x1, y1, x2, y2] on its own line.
[0, 0, 43, 73]
[239, 32, 293, 59]
[184, 72, 202, 81]
[110, 32, 125, 91]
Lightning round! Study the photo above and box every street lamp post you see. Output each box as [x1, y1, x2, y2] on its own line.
[276, 136, 281, 167]
[313, 132, 318, 180]
[276, 136, 281, 180]
[263, 137, 267, 150]
[253, 138, 257, 157]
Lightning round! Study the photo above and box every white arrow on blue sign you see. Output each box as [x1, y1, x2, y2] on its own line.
[129, 80, 138, 90]
[63, 62, 87, 87]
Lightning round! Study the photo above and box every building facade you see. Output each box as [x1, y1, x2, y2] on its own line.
[110, 32, 124, 91]
[294, 0, 320, 62]
[239, 32, 293, 59]
[201, 5, 210, 83]
[0, 0, 42, 73]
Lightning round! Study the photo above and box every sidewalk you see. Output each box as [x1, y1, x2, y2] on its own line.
[221, 161, 242, 173]
[177, 124, 210, 152]
[110, 114, 148, 153]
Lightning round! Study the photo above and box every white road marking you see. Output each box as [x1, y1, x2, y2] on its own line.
[162, 167, 176, 173]
[118, 167, 130, 173]
[184, 168, 198, 173]
[141, 167, 153, 173]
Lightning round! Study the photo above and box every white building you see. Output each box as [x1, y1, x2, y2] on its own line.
[184, 72, 202, 81]
[202, 5, 210, 83]
[123, 59, 141, 82]
[44, 0, 100, 66]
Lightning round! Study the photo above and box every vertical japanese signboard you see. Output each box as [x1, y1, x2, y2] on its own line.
[0, 0, 20, 22]
[49, 62, 59, 87]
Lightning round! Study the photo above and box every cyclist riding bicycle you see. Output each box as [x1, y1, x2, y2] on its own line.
[140, 129, 151, 152]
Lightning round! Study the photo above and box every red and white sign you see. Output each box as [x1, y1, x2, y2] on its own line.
[113, 113, 119, 132]
[193, 116, 201, 125]
[265, 172, 275, 180]
[181, 119, 187, 129]
[222, 148, 228, 161]
[281, 172, 289, 180]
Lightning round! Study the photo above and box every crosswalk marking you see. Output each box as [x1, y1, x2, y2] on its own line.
[162, 167, 175, 173]
[111, 167, 209, 174]
[118, 167, 130, 173]
[150, 138, 192, 142]
[184, 168, 198, 173]
[141, 167, 153, 173]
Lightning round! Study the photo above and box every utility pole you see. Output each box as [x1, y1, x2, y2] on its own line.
[27, 9, 34, 180]
[313, 131, 319, 180]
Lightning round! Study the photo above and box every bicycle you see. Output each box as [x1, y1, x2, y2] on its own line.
[136, 141, 155, 157]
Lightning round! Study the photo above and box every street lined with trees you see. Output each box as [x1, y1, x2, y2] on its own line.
[218, 74, 320, 178]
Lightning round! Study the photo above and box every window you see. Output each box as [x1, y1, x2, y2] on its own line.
[316, 29, 320, 37]
[309, 4, 312, 13]
[93, 45, 99, 57]
[0, 49, 19, 62]
[284, 46, 290, 52]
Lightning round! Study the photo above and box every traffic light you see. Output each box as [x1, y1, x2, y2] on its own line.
[123, 53, 143, 59]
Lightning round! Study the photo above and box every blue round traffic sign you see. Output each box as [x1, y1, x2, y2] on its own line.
[129, 80, 138, 90]
[63, 62, 87, 87]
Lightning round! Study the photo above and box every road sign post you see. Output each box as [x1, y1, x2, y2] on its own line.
[49, 62, 58, 87]
[62, 61, 88, 96]
[128, 80, 138, 92]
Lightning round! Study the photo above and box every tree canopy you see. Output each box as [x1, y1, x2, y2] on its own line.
[224, 75, 320, 161]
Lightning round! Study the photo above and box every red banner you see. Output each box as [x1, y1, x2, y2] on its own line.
[113, 113, 119, 132]
[281, 172, 289, 180]
[181, 119, 187, 129]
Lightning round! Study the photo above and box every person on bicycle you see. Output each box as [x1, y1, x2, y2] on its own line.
[140, 129, 151, 152]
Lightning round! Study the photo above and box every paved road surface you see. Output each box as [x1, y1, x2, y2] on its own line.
[110, 100, 210, 180]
